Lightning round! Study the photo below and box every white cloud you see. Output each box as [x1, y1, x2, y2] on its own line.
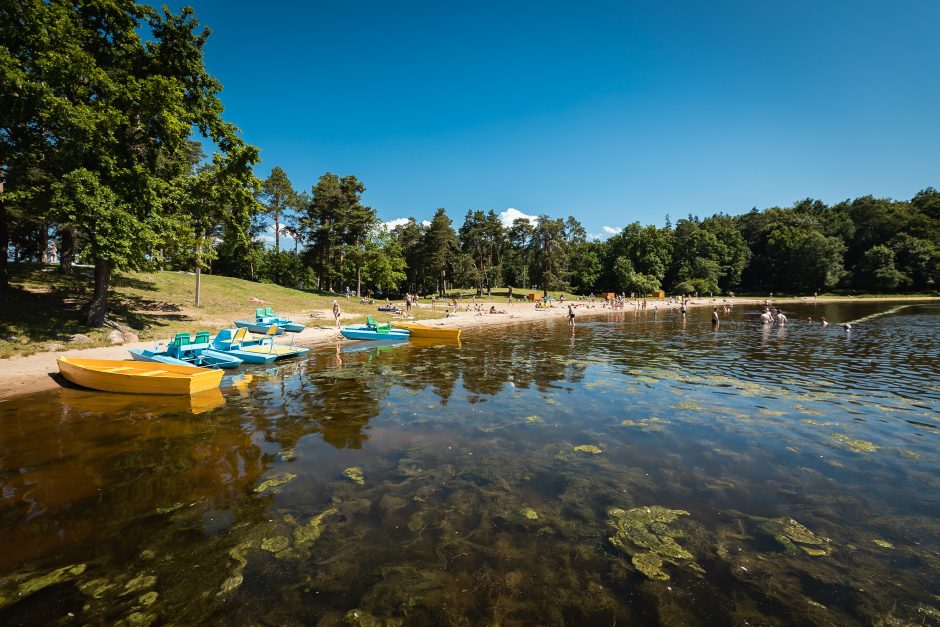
[499, 208, 538, 228]
[382, 217, 411, 231]
[587, 233, 604, 241]
[421, 220, 431, 227]
[602, 226, 621, 235]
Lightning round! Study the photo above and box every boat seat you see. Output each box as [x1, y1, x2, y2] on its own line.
[366, 316, 392, 332]
[138, 369, 168, 376]
[264, 307, 276, 317]
[102, 366, 134, 372]
[255, 307, 265, 319]
[194, 331, 211, 344]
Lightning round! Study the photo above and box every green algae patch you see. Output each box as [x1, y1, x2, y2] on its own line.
[675, 400, 702, 410]
[520, 507, 539, 521]
[900, 449, 920, 459]
[261, 536, 290, 553]
[254, 472, 297, 493]
[125, 611, 156, 626]
[138, 591, 159, 606]
[573, 445, 602, 455]
[622, 417, 669, 431]
[344, 467, 365, 485]
[873, 539, 894, 549]
[122, 574, 156, 595]
[525, 415, 543, 423]
[294, 507, 337, 547]
[608, 506, 699, 580]
[632, 552, 668, 581]
[278, 448, 297, 462]
[799, 419, 838, 426]
[831, 432, 879, 453]
[761, 517, 832, 556]
[78, 577, 113, 599]
[0, 563, 87, 608]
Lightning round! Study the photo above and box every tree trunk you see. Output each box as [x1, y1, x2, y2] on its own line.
[87, 258, 110, 326]
[59, 227, 75, 273]
[356, 265, 361, 297]
[195, 240, 202, 307]
[38, 222, 48, 263]
[274, 208, 280, 253]
[0, 197, 8, 292]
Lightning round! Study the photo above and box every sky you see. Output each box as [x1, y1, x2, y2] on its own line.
[166, 0, 940, 240]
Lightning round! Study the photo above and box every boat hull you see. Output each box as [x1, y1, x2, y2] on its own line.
[340, 325, 410, 341]
[57, 357, 224, 395]
[392, 322, 461, 341]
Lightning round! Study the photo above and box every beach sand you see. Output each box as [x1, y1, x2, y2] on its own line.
[1, 296, 934, 401]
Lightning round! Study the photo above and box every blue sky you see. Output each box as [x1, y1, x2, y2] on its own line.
[168, 0, 940, 239]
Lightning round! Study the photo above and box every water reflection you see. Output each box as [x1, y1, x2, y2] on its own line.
[0, 301, 938, 624]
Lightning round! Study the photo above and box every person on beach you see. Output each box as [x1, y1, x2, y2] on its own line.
[332, 300, 341, 328]
[712, 307, 719, 327]
[568, 304, 576, 326]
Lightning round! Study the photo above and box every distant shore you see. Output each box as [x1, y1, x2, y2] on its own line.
[1, 295, 936, 401]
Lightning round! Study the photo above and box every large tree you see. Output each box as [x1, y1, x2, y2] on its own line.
[259, 166, 297, 253]
[1, 1, 251, 324]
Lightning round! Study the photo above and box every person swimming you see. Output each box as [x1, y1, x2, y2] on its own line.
[821, 316, 829, 327]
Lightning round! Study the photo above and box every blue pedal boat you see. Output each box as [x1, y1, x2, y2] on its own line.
[136, 332, 244, 369]
[340, 317, 410, 341]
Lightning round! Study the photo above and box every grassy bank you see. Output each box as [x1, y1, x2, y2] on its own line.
[0, 265, 456, 358]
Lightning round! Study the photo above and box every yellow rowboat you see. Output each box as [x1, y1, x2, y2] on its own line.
[57, 357, 224, 395]
[393, 322, 462, 341]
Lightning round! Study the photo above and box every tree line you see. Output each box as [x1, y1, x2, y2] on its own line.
[2, 2, 938, 329]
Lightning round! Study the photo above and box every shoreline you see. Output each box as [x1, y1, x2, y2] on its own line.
[1, 295, 936, 402]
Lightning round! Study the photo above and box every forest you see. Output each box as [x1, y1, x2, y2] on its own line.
[2, 1, 938, 327]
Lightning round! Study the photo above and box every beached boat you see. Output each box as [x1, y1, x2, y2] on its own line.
[57, 357, 224, 395]
[210, 328, 279, 364]
[392, 322, 461, 341]
[251, 307, 305, 333]
[340, 324, 410, 341]
[212, 327, 308, 362]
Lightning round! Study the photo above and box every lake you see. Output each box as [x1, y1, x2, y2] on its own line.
[1, 300, 938, 625]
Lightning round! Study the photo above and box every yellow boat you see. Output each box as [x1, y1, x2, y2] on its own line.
[57, 357, 224, 395]
[393, 322, 462, 341]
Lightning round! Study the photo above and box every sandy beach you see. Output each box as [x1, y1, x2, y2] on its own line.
[1, 296, 935, 401]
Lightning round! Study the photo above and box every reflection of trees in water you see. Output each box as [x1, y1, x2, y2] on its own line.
[246, 350, 390, 450]
[0, 397, 268, 575]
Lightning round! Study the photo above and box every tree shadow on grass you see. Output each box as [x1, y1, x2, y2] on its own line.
[0, 286, 193, 345]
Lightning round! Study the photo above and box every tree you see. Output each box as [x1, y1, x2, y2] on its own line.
[530, 216, 570, 296]
[260, 166, 297, 253]
[422, 208, 460, 295]
[1, 2, 252, 324]
[363, 229, 407, 292]
[613, 257, 660, 294]
[459, 209, 504, 296]
[177, 144, 262, 306]
[855, 245, 905, 292]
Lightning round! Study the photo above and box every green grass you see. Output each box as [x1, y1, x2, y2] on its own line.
[0, 264, 538, 358]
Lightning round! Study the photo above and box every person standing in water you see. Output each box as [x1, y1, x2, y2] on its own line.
[568, 304, 576, 326]
[332, 299, 341, 328]
[712, 307, 719, 327]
